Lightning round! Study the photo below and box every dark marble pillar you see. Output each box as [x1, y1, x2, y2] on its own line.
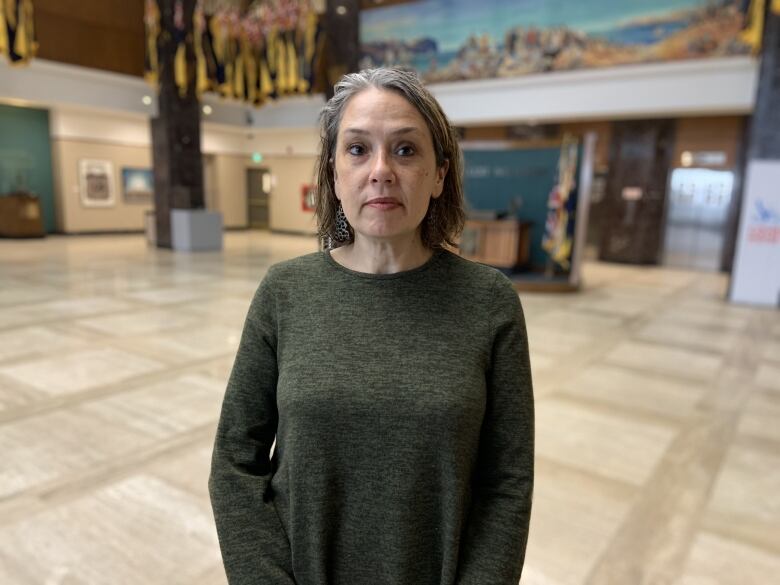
[323, 0, 360, 99]
[151, 0, 204, 249]
[746, 4, 780, 160]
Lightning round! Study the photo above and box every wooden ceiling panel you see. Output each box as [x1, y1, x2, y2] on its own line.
[34, 0, 145, 77]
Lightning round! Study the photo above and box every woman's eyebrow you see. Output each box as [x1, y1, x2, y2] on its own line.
[342, 127, 422, 137]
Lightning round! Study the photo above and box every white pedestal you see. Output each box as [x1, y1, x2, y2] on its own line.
[170, 209, 223, 252]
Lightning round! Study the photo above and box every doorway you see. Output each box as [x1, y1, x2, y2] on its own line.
[247, 168, 271, 230]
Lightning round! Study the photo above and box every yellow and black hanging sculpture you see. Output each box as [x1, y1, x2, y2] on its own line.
[741, 0, 767, 53]
[1, 0, 37, 65]
[145, 0, 323, 105]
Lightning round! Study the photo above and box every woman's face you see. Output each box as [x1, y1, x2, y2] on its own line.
[333, 88, 449, 246]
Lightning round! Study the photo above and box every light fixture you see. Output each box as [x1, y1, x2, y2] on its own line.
[336, 5, 347, 15]
[202, 104, 213, 115]
[142, 95, 152, 106]
[681, 151, 693, 167]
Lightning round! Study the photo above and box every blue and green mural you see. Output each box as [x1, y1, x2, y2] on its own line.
[360, 0, 758, 83]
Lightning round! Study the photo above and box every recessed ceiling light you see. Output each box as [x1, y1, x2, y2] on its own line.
[202, 104, 213, 115]
[336, 5, 347, 15]
[142, 95, 152, 106]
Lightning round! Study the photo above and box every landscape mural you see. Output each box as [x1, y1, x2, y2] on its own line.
[360, 0, 756, 83]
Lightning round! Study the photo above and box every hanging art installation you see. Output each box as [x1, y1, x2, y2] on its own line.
[542, 134, 579, 271]
[0, 0, 36, 65]
[144, 0, 323, 105]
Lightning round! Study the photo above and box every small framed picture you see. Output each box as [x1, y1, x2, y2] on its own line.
[79, 159, 115, 207]
[122, 167, 154, 204]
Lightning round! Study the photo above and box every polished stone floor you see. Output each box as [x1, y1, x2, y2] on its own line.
[0, 232, 778, 585]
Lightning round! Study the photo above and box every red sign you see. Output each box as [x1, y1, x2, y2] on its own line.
[301, 185, 315, 212]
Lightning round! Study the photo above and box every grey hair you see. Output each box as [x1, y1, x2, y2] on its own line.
[314, 67, 465, 250]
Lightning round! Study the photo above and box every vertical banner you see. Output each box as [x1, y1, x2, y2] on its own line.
[729, 160, 780, 307]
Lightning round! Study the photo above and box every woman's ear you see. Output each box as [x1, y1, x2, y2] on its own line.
[432, 159, 449, 198]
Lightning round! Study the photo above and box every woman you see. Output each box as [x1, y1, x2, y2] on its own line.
[209, 68, 534, 585]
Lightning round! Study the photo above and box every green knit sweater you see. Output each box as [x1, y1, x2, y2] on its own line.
[209, 248, 534, 585]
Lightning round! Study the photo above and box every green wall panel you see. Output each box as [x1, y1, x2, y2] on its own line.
[463, 147, 562, 269]
[0, 104, 56, 233]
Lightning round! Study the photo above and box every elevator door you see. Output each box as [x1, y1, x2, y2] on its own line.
[662, 168, 734, 272]
[247, 168, 271, 230]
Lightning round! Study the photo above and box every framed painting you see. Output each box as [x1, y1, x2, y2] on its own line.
[79, 159, 115, 207]
[122, 167, 154, 204]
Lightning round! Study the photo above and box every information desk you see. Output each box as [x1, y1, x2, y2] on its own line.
[0, 193, 45, 238]
[458, 219, 532, 270]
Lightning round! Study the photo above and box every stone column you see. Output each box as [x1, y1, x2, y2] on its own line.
[151, 0, 204, 249]
[746, 4, 780, 160]
[322, 0, 360, 99]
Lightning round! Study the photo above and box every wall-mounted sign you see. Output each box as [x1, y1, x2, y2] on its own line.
[681, 151, 728, 167]
[729, 160, 780, 307]
[78, 159, 115, 208]
[621, 187, 643, 201]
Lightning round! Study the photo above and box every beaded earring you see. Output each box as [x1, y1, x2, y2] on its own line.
[334, 202, 350, 242]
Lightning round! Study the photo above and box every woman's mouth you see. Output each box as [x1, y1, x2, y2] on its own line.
[365, 198, 401, 210]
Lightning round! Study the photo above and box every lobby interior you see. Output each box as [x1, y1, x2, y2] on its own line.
[1, 1, 780, 584]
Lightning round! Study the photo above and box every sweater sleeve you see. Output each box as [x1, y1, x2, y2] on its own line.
[455, 272, 535, 585]
[208, 270, 296, 585]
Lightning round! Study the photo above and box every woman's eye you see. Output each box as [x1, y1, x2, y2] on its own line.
[348, 144, 365, 156]
[396, 145, 415, 156]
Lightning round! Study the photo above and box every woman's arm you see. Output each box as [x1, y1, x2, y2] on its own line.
[209, 272, 296, 584]
[455, 272, 535, 585]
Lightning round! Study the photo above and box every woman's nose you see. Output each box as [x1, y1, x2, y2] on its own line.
[369, 151, 395, 184]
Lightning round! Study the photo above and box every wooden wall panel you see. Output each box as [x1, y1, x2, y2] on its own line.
[34, 0, 145, 77]
[673, 116, 744, 169]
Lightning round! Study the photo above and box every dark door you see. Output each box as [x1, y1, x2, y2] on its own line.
[599, 119, 675, 264]
[247, 168, 271, 230]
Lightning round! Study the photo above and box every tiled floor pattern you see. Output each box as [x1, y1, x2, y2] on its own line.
[0, 232, 778, 584]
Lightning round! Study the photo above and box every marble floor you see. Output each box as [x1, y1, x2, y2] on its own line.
[0, 232, 778, 585]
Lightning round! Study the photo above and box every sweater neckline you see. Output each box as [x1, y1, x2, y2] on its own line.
[324, 248, 444, 280]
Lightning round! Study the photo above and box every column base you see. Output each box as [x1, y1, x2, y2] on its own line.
[170, 209, 223, 252]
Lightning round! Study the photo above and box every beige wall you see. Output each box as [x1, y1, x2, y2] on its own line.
[210, 153, 318, 233]
[212, 154, 248, 228]
[52, 138, 153, 233]
[51, 137, 319, 234]
[264, 155, 318, 234]
[47, 109, 322, 234]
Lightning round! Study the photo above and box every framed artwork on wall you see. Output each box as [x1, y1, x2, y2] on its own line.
[78, 159, 115, 207]
[122, 167, 154, 204]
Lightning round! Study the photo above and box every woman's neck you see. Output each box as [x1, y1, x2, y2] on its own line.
[331, 235, 433, 274]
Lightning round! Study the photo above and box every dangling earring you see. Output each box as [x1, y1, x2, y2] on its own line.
[427, 197, 437, 231]
[334, 202, 350, 242]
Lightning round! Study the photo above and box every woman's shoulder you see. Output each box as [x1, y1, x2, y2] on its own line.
[252, 251, 326, 294]
[438, 249, 513, 290]
[267, 251, 324, 277]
